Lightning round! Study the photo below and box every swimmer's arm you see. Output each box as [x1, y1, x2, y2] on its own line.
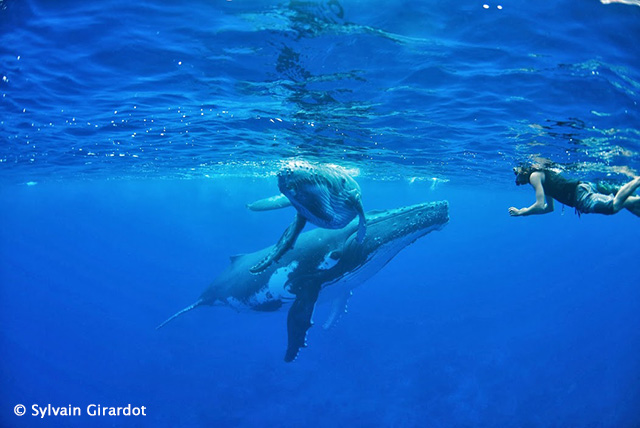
[509, 172, 554, 216]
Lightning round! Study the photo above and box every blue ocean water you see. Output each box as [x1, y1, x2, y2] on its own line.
[1, 0, 640, 427]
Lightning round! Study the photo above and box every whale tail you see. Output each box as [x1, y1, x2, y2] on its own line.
[156, 299, 204, 330]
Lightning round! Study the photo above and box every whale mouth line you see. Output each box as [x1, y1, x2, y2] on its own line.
[341, 201, 449, 249]
[365, 201, 449, 226]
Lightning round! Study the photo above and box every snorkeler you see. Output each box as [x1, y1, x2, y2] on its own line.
[509, 164, 640, 217]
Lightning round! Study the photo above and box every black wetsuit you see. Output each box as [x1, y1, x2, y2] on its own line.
[541, 170, 580, 207]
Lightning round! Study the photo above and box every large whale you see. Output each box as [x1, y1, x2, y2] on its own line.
[157, 200, 449, 362]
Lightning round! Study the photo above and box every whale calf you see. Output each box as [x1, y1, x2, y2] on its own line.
[158, 200, 449, 362]
[248, 161, 366, 274]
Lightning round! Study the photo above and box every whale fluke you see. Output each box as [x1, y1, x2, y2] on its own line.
[156, 299, 204, 330]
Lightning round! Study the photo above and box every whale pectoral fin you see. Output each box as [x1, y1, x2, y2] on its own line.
[250, 214, 307, 274]
[322, 291, 352, 330]
[356, 203, 366, 243]
[247, 194, 292, 211]
[285, 283, 321, 362]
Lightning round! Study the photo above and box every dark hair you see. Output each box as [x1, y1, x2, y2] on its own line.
[514, 163, 538, 186]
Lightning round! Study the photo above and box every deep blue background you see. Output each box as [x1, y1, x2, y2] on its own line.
[1, 179, 639, 427]
[2, 0, 640, 425]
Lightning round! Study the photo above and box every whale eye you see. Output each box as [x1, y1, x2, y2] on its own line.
[329, 251, 342, 260]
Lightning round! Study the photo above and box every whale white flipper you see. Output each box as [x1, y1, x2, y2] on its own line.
[323, 291, 352, 330]
[247, 194, 292, 211]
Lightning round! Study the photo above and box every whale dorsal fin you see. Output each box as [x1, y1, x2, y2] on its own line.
[247, 194, 292, 211]
[230, 254, 246, 263]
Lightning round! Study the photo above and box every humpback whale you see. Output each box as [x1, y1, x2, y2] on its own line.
[158, 200, 449, 362]
[247, 161, 366, 274]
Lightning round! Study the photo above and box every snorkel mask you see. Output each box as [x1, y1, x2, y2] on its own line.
[514, 167, 531, 186]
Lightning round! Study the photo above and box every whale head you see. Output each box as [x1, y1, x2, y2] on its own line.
[320, 200, 450, 287]
[360, 200, 449, 251]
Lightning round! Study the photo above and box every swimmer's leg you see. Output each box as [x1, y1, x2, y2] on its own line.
[613, 177, 640, 212]
[623, 195, 640, 217]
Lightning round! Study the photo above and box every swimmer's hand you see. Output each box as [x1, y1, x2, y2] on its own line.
[508, 207, 523, 216]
